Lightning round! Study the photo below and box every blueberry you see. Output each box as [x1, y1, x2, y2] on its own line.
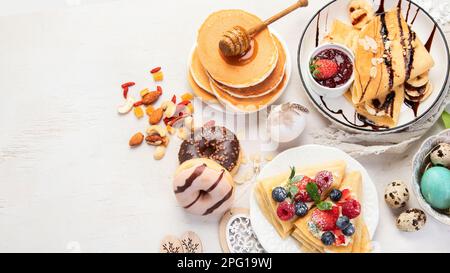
[272, 187, 288, 202]
[336, 216, 350, 230]
[321, 231, 336, 246]
[294, 202, 308, 217]
[330, 189, 342, 202]
[342, 223, 355, 236]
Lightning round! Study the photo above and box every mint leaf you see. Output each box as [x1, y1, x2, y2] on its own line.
[290, 175, 304, 184]
[442, 111, 450, 129]
[317, 201, 332, 211]
[289, 166, 296, 180]
[289, 185, 299, 197]
[306, 183, 321, 204]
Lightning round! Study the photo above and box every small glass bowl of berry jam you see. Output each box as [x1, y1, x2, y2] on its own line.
[307, 43, 354, 98]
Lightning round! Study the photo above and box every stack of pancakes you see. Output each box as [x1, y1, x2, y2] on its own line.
[323, 3, 434, 128]
[189, 10, 288, 113]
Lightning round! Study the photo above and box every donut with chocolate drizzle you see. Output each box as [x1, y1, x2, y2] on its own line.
[178, 126, 241, 174]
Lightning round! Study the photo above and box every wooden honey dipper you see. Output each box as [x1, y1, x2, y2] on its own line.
[219, 0, 309, 57]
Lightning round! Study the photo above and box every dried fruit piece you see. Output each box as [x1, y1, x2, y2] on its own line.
[181, 93, 194, 101]
[151, 67, 162, 74]
[140, 88, 150, 97]
[123, 87, 129, 99]
[149, 108, 163, 125]
[166, 125, 175, 135]
[162, 101, 176, 118]
[134, 106, 144, 119]
[186, 103, 194, 114]
[129, 132, 144, 147]
[152, 71, 164, 82]
[121, 82, 135, 89]
[117, 97, 135, 114]
[133, 101, 143, 107]
[146, 105, 155, 116]
[142, 90, 162, 105]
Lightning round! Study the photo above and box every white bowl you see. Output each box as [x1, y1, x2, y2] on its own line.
[306, 43, 355, 98]
[411, 129, 450, 226]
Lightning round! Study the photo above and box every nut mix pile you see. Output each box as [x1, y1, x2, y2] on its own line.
[117, 67, 195, 160]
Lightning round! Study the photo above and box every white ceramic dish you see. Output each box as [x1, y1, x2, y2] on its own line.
[188, 29, 292, 114]
[297, 0, 449, 133]
[411, 129, 450, 226]
[307, 43, 355, 98]
[249, 144, 379, 253]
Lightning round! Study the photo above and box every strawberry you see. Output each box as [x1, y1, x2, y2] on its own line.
[310, 59, 338, 80]
[341, 198, 361, 219]
[339, 189, 352, 203]
[277, 201, 295, 221]
[294, 176, 318, 203]
[334, 229, 346, 246]
[311, 206, 340, 231]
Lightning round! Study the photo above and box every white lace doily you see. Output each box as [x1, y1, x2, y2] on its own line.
[225, 214, 265, 253]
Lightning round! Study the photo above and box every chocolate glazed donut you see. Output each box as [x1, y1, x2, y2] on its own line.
[178, 126, 241, 174]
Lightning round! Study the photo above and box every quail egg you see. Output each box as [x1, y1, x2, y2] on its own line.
[396, 209, 427, 232]
[430, 143, 450, 168]
[384, 180, 410, 209]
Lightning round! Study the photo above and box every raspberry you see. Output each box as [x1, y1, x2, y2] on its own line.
[334, 229, 346, 246]
[277, 201, 295, 221]
[311, 206, 339, 231]
[341, 199, 361, 219]
[315, 171, 334, 191]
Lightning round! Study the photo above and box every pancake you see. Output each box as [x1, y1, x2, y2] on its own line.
[211, 35, 286, 98]
[189, 48, 214, 94]
[211, 73, 287, 113]
[187, 71, 219, 104]
[254, 160, 347, 239]
[197, 10, 278, 88]
[351, 8, 434, 104]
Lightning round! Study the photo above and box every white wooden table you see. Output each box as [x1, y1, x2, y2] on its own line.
[0, 0, 449, 253]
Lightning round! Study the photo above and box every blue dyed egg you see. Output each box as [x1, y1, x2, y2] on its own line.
[421, 167, 450, 209]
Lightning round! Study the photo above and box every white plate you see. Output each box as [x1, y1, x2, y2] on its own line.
[297, 0, 449, 133]
[249, 144, 379, 253]
[188, 29, 292, 114]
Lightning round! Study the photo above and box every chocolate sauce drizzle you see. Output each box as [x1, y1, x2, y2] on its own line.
[404, 25, 436, 117]
[380, 13, 394, 90]
[203, 188, 233, 216]
[320, 96, 386, 131]
[315, 11, 321, 47]
[410, 8, 419, 25]
[174, 164, 206, 194]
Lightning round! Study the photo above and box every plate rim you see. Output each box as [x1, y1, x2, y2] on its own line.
[249, 144, 380, 253]
[297, 0, 450, 133]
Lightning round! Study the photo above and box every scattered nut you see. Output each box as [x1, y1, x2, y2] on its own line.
[142, 90, 162, 105]
[147, 125, 167, 137]
[154, 146, 166, 160]
[117, 97, 135, 114]
[149, 108, 164, 125]
[146, 105, 155, 116]
[146, 135, 164, 146]
[129, 132, 144, 147]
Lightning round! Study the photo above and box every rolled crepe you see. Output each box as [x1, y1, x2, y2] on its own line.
[351, 8, 434, 104]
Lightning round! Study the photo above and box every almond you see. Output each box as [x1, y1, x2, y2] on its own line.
[142, 90, 162, 105]
[149, 108, 163, 125]
[129, 132, 144, 147]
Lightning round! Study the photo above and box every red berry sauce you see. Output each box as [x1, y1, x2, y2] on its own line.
[311, 48, 353, 88]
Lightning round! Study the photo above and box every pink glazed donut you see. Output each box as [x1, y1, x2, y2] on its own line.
[173, 158, 235, 216]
